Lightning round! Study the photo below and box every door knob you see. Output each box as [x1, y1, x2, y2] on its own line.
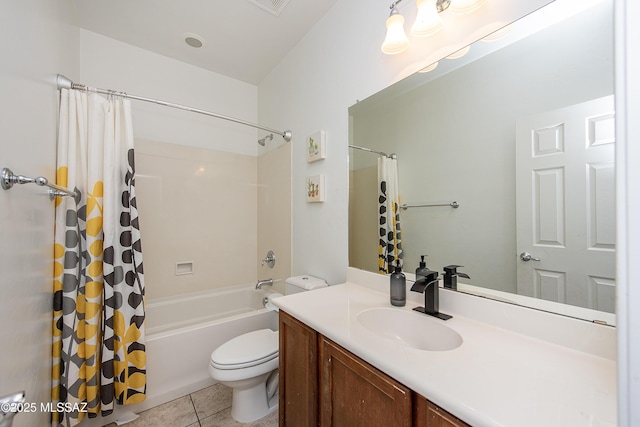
[520, 252, 541, 262]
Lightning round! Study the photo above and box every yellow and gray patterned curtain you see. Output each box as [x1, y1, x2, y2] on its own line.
[52, 89, 146, 426]
[378, 156, 403, 274]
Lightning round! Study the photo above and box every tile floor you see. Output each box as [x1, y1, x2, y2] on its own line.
[103, 384, 278, 427]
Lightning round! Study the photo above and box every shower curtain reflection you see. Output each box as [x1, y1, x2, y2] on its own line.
[378, 156, 403, 274]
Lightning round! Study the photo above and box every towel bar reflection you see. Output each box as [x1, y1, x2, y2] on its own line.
[401, 201, 459, 210]
[1, 167, 78, 199]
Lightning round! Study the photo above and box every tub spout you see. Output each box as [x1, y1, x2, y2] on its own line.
[255, 278, 273, 289]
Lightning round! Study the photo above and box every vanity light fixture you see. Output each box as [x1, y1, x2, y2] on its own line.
[411, 0, 444, 37]
[381, 5, 410, 54]
[381, 0, 487, 55]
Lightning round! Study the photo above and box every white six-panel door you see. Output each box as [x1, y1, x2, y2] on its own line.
[515, 96, 616, 312]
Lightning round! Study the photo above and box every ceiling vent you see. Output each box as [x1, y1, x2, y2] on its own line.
[246, 0, 292, 16]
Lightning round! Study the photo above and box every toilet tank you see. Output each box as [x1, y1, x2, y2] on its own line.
[285, 275, 327, 294]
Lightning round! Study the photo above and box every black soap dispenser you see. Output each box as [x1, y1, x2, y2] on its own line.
[390, 261, 406, 307]
[415, 255, 431, 280]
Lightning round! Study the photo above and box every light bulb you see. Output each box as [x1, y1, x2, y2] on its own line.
[450, 0, 487, 14]
[411, 0, 442, 37]
[381, 10, 409, 54]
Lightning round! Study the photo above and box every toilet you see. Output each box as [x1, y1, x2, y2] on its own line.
[208, 275, 327, 423]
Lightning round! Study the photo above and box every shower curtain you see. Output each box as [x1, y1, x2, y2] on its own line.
[52, 89, 146, 426]
[378, 156, 403, 274]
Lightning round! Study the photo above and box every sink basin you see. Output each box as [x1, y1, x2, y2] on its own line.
[357, 308, 463, 351]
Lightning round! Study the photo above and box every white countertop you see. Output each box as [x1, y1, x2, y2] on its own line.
[273, 279, 616, 427]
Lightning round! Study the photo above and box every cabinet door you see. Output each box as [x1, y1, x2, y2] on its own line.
[413, 393, 470, 427]
[279, 310, 319, 427]
[320, 337, 411, 427]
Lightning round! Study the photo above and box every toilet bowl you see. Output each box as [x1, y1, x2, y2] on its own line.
[209, 275, 327, 423]
[209, 328, 279, 423]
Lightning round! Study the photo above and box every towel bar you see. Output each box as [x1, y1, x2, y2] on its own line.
[1, 167, 78, 199]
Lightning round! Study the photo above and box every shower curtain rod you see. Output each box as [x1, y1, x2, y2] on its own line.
[349, 144, 396, 159]
[56, 74, 292, 142]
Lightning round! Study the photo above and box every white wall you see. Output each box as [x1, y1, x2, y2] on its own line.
[134, 139, 258, 300]
[79, 30, 259, 156]
[258, 0, 551, 285]
[0, 1, 78, 426]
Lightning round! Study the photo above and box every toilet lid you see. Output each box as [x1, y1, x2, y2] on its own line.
[210, 329, 278, 370]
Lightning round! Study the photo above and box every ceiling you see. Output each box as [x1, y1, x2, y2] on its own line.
[70, 0, 340, 85]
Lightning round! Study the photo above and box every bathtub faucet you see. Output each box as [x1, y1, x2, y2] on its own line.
[255, 278, 273, 289]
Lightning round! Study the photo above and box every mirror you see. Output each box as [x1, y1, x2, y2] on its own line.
[348, 0, 615, 322]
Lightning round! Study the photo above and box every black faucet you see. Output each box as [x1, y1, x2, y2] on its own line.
[443, 265, 470, 291]
[410, 271, 452, 320]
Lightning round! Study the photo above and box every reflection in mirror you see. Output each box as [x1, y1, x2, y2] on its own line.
[348, 0, 615, 322]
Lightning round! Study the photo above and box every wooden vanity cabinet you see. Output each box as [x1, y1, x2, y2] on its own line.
[414, 393, 470, 427]
[279, 310, 319, 427]
[320, 336, 411, 426]
[279, 310, 469, 427]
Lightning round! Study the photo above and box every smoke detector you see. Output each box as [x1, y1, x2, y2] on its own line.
[246, 0, 292, 16]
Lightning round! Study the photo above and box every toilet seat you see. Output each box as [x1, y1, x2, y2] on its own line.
[211, 329, 278, 370]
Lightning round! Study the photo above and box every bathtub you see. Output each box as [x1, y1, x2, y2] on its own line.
[79, 283, 279, 427]
[138, 283, 279, 411]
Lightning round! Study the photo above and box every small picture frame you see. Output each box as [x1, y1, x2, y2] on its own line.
[306, 174, 325, 202]
[306, 130, 326, 163]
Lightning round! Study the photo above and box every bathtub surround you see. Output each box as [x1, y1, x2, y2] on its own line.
[133, 138, 292, 300]
[135, 139, 257, 299]
[257, 142, 293, 296]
